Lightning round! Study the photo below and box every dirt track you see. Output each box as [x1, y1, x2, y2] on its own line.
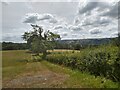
[3, 64, 69, 88]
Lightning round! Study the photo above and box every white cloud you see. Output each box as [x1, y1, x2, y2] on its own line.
[81, 16, 112, 27]
[49, 18, 58, 23]
[112, 31, 118, 36]
[21, 1, 118, 40]
[71, 33, 78, 37]
[69, 25, 82, 31]
[78, 1, 118, 18]
[61, 32, 68, 36]
[100, 2, 118, 18]
[89, 28, 102, 34]
[54, 25, 63, 29]
[72, 0, 118, 39]
[78, 2, 99, 15]
[73, 16, 80, 25]
[23, 13, 58, 24]
[4, 1, 118, 42]
[23, 13, 39, 23]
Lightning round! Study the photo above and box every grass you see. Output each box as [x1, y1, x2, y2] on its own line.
[42, 61, 119, 88]
[2, 50, 32, 67]
[2, 50, 48, 80]
[2, 50, 31, 79]
[2, 50, 120, 88]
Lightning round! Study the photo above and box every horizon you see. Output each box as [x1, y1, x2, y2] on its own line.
[1, 36, 118, 43]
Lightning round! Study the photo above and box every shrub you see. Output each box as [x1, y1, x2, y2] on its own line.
[46, 45, 119, 82]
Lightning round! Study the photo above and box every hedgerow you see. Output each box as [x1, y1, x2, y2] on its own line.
[46, 45, 120, 82]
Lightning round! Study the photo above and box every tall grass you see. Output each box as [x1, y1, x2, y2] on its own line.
[46, 45, 120, 82]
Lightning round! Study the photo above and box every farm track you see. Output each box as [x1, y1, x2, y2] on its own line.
[3, 62, 69, 88]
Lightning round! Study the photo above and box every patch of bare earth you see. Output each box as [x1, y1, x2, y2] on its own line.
[3, 71, 69, 88]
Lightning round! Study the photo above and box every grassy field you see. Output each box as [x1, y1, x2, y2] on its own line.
[2, 50, 120, 88]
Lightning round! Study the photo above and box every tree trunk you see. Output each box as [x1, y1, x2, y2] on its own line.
[42, 50, 47, 59]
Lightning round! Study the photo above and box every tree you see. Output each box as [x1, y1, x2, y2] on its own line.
[22, 24, 60, 59]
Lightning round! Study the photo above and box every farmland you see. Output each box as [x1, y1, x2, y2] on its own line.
[2, 46, 120, 88]
[2, 1, 120, 89]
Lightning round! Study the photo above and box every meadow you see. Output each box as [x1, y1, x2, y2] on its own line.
[2, 46, 120, 88]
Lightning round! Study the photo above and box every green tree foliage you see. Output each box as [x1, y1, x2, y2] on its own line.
[2, 42, 28, 50]
[22, 24, 60, 59]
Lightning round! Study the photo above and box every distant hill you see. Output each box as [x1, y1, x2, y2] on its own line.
[57, 38, 114, 45]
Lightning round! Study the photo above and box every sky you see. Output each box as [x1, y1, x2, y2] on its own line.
[1, 0, 119, 43]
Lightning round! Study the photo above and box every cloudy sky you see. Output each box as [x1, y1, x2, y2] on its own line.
[1, 0, 119, 43]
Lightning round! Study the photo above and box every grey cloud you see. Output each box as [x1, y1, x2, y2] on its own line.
[39, 14, 54, 20]
[29, 1, 118, 39]
[49, 18, 57, 23]
[78, 2, 110, 16]
[101, 3, 118, 18]
[2, 35, 23, 43]
[108, 27, 117, 31]
[89, 28, 102, 34]
[75, 1, 118, 39]
[2, 0, 10, 5]
[98, 17, 111, 24]
[78, 1, 118, 18]
[81, 16, 111, 27]
[62, 33, 68, 36]
[78, 2, 98, 15]
[93, 17, 111, 26]
[74, 16, 80, 25]
[22, 13, 39, 23]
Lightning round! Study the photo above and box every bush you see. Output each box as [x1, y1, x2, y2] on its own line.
[46, 45, 120, 82]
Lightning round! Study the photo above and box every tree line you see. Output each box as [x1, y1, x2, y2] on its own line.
[2, 42, 28, 50]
